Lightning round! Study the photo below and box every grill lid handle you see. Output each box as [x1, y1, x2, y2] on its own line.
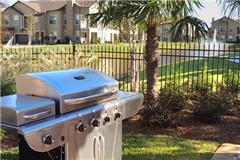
[23, 110, 51, 120]
[64, 87, 118, 105]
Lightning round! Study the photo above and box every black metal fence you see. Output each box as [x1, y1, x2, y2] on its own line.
[0, 42, 239, 94]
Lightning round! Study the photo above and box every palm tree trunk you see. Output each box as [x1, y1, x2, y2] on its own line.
[145, 24, 158, 106]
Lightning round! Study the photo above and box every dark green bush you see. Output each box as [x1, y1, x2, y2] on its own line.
[140, 88, 187, 127]
[0, 81, 16, 96]
[192, 86, 238, 123]
[140, 100, 172, 127]
[159, 88, 188, 112]
[0, 56, 30, 96]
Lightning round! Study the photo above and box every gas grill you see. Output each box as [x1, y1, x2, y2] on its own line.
[0, 68, 143, 160]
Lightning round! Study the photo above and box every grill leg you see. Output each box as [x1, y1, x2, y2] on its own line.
[19, 135, 65, 160]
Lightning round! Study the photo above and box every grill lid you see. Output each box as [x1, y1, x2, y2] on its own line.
[0, 94, 55, 126]
[16, 68, 118, 114]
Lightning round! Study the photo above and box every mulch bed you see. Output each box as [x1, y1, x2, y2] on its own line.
[123, 110, 240, 144]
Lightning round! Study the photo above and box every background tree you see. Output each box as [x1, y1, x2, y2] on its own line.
[27, 15, 34, 45]
[170, 16, 209, 42]
[219, 0, 240, 17]
[90, 0, 208, 106]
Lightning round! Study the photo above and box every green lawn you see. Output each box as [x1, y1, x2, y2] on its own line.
[0, 147, 19, 160]
[120, 53, 240, 92]
[123, 134, 219, 160]
[0, 134, 219, 160]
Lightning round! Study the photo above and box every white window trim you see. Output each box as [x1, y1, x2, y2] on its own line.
[4, 15, 9, 26]
[80, 15, 87, 28]
[13, 15, 20, 26]
[49, 15, 57, 25]
[75, 14, 80, 25]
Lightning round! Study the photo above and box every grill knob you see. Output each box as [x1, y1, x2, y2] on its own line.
[42, 134, 55, 145]
[91, 118, 100, 127]
[76, 123, 85, 133]
[114, 112, 121, 120]
[103, 116, 110, 124]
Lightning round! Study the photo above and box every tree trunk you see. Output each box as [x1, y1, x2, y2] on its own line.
[129, 26, 137, 92]
[145, 24, 159, 106]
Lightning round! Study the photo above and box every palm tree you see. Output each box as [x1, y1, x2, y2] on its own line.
[90, 0, 208, 106]
[219, 0, 240, 17]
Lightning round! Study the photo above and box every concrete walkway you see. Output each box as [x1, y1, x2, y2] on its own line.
[211, 143, 240, 160]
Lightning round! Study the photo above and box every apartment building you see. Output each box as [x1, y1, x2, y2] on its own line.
[157, 22, 173, 41]
[211, 16, 240, 42]
[157, 21, 194, 42]
[0, 0, 119, 44]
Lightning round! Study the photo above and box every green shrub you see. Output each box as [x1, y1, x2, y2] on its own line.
[0, 55, 30, 96]
[224, 71, 240, 94]
[140, 88, 187, 127]
[0, 81, 16, 96]
[159, 87, 188, 112]
[192, 85, 238, 123]
[140, 101, 172, 127]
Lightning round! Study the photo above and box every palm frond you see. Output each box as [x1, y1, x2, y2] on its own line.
[218, 0, 240, 17]
[170, 16, 209, 42]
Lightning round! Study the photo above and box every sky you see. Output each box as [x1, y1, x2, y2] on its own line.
[3, 0, 238, 26]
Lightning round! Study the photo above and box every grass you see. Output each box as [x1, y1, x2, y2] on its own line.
[0, 134, 219, 160]
[0, 129, 18, 160]
[120, 53, 240, 92]
[0, 147, 19, 160]
[123, 134, 219, 160]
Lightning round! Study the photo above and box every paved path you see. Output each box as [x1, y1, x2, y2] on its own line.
[211, 143, 240, 160]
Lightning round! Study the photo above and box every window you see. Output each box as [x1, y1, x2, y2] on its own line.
[63, 15, 67, 25]
[24, 16, 29, 28]
[80, 14, 87, 28]
[75, 31, 80, 42]
[237, 27, 240, 33]
[75, 14, 80, 25]
[49, 15, 57, 24]
[13, 15, 19, 25]
[4, 15, 9, 25]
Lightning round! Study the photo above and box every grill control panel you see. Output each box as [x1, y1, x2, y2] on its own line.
[20, 92, 143, 153]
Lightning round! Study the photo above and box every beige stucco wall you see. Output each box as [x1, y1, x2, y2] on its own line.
[14, 1, 35, 14]
[2, 7, 24, 32]
[47, 10, 63, 40]
[212, 18, 240, 42]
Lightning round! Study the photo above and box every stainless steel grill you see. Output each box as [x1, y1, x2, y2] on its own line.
[0, 68, 143, 160]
